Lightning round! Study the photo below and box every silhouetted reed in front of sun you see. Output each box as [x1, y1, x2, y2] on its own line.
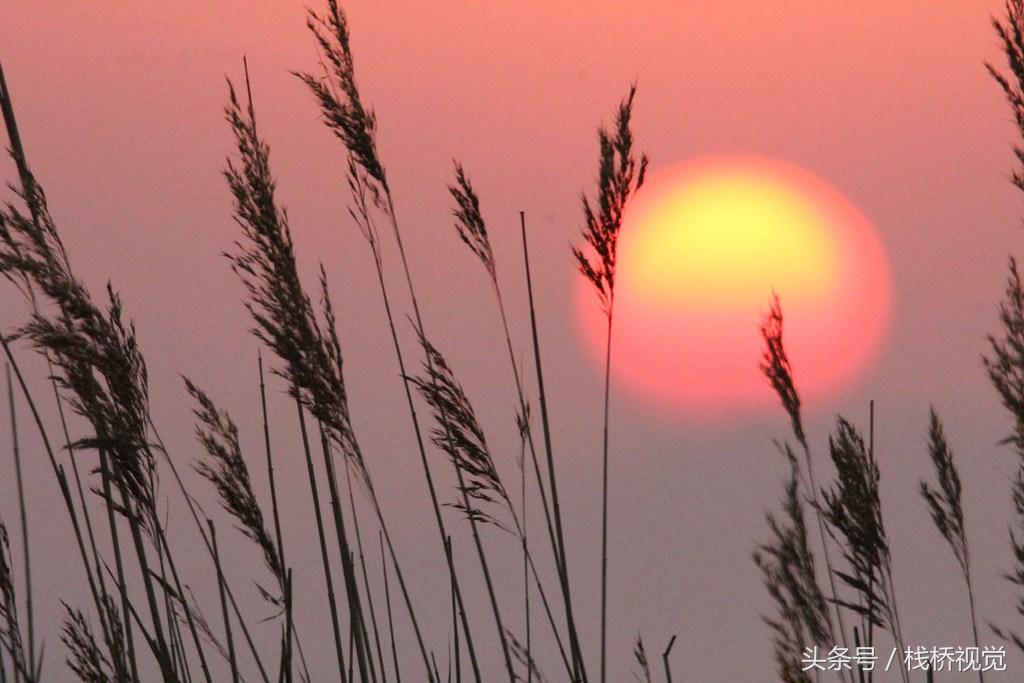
[572, 85, 647, 683]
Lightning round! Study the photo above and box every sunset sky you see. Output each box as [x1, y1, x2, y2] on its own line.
[1, 1, 1021, 680]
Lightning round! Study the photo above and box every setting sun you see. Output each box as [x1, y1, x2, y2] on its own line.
[577, 155, 890, 412]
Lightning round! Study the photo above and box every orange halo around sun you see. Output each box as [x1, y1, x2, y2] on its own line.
[576, 155, 890, 413]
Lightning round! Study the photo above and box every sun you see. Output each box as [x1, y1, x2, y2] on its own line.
[576, 155, 890, 413]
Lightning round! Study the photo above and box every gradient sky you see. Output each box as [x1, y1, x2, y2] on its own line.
[1, 1, 1022, 680]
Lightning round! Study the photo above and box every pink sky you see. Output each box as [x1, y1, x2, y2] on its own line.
[1, 1, 1022, 680]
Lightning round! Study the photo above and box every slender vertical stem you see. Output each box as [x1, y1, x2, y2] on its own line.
[4, 366, 31, 675]
[317, 430, 373, 683]
[965, 567, 984, 683]
[520, 212, 586, 682]
[521, 436, 531, 683]
[151, 518, 213, 683]
[366, 232, 478, 683]
[282, 570, 294, 683]
[100, 450, 138, 682]
[5, 365, 33, 678]
[344, 458, 387, 683]
[259, 352, 286, 574]
[209, 521, 240, 683]
[120, 490, 174, 679]
[451, 465, 515, 683]
[447, 537, 459, 683]
[599, 311, 613, 683]
[295, 400, 348, 681]
[380, 532, 401, 683]
[146, 423, 271, 683]
[2, 342, 134, 679]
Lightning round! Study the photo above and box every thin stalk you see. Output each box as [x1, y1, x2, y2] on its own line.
[380, 532, 401, 683]
[5, 365, 33, 675]
[965, 568, 984, 683]
[149, 513, 213, 683]
[365, 231, 479, 683]
[316, 430, 373, 683]
[146, 422, 271, 683]
[282, 570, 294, 683]
[259, 352, 286, 576]
[260, 353, 292, 683]
[599, 311, 612, 683]
[367, 493, 432, 680]
[155, 528, 181, 682]
[119, 487, 175, 679]
[446, 537, 459, 683]
[99, 450, 138, 682]
[1, 341, 130, 680]
[450, 464, 515, 683]
[798, 441, 853, 683]
[146, 429, 271, 683]
[344, 456, 387, 683]
[520, 212, 586, 681]
[294, 399, 348, 682]
[480, 221, 550, 683]
[209, 521, 240, 683]
[47, 363, 130, 677]
[521, 435, 531, 683]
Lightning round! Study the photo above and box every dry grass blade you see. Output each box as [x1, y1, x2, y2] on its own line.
[185, 378, 285, 604]
[753, 444, 831, 683]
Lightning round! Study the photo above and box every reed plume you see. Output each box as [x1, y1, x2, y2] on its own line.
[920, 408, 984, 681]
[60, 598, 130, 683]
[297, 2, 485, 679]
[185, 379, 285, 604]
[410, 329, 517, 680]
[754, 444, 831, 683]
[573, 85, 647, 683]
[450, 165, 586, 682]
[410, 331, 513, 531]
[820, 417, 905, 671]
[223, 80, 366, 483]
[759, 295, 856, 683]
